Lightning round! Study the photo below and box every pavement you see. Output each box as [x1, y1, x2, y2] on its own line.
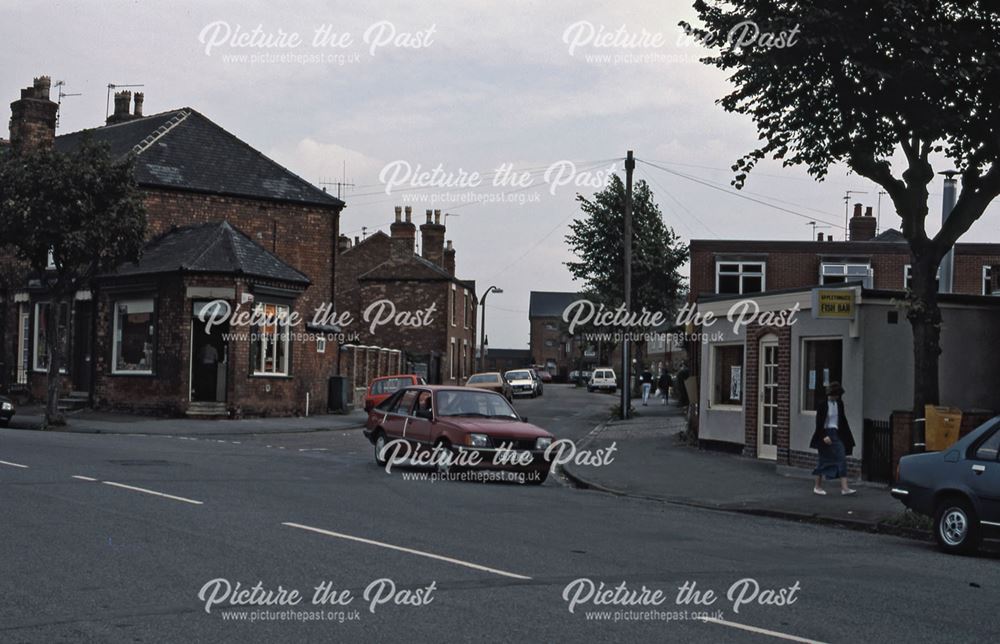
[7, 404, 368, 435]
[560, 397, 922, 537]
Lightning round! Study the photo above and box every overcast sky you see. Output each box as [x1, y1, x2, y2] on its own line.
[4, 0, 998, 348]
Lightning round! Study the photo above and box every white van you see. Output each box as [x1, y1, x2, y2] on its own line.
[588, 368, 617, 393]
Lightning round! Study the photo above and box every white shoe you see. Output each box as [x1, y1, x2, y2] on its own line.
[841, 489, 857, 496]
[813, 488, 826, 496]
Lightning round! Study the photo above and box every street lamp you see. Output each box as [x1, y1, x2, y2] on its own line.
[479, 285, 503, 372]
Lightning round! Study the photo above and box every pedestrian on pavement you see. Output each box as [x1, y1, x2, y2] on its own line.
[810, 382, 857, 496]
[657, 369, 672, 405]
[676, 361, 690, 407]
[640, 367, 653, 405]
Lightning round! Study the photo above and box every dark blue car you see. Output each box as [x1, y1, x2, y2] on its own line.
[892, 416, 1000, 554]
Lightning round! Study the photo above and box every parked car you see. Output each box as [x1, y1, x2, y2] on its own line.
[465, 372, 513, 401]
[529, 369, 544, 396]
[892, 415, 1000, 554]
[364, 386, 554, 484]
[505, 369, 538, 398]
[588, 368, 617, 393]
[535, 369, 553, 384]
[0, 395, 15, 426]
[363, 374, 426, 412]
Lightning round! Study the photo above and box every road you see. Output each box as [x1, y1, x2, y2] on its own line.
[1, 385, 996, 643]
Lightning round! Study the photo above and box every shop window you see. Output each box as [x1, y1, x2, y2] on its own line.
[802, 339, 842, 411]
[251, 302, 290, 376]
[113, 299, 156, 374]
[716, 262, 764, 294]
[33, 301, 69, 372]
[821, 262, 872, 287]
[711, 344, 744, 406]
[904, 265, 940, 291]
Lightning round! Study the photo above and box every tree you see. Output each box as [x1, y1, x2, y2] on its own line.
[682, 1, 1000, 430]
[565, 174, 689, 371]
[0, 138, 146, 427]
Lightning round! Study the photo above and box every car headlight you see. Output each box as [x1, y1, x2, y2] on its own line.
[1, 402, 11, 410]
[535, 437, 552, 450]
[467, 433, 489, 448]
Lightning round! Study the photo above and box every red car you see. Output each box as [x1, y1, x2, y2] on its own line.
[363, 374, 425, 412]
[364, 385, 555, 484]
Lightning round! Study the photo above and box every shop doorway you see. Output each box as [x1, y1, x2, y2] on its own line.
[757, 336, 779, 460]
[190, 303, 228, 403]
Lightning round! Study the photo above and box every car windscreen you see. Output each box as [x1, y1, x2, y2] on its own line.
[506, 371, 531, 380]
[436, 390, 518, 419]
[467, 374, 498, 384]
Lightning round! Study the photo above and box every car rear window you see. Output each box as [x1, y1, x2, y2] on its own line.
[506, 371, 530, 380]
[468, 374, 498, 384]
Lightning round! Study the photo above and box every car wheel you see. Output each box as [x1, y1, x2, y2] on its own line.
[373, 430, 388, 467]
[934, 496, 982, 554]
[434, 439, 457, 476]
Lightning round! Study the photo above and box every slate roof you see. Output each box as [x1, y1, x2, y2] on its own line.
[108, 221, 310, 285]
[528, 291, 583, 318]
[874, 228, 907, 242]
[54, 109, 344, 209]
[359, 254, 455, 282]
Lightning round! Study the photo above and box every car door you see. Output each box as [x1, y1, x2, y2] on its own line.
[384, 389, 419, 441]
[964, 426, 1000, 524]
[405, 389, 435, 448]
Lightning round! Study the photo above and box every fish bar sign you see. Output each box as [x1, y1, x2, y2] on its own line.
[812, 289, 855, 319]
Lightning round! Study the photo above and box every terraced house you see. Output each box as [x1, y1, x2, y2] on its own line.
[1, 76, 345, 417]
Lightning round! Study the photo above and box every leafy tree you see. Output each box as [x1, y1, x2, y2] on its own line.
[565, 174, 689, 372]
[682, 1, 1000, 428]
[0, 138, 146, 426]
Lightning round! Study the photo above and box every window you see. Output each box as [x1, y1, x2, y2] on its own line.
[463, 291, 469, 329]
[392, 389, 419, 415]
[33, 302, 68, 372]
[904, 265, 941, 291]
[545, 339, 556, 348]
[461, 341, 468, 379]
[716, 262, 764, 294]
[449, 338, 456, 379]
[113, 299, 155, 374]
[821, 263, 872, 287]
[711, 344, 744, 406]
[974, 428, 1000, 461]
[316, 336, 326, 353]
[450, 285, 457, 326]
[984, 266, 994, 295]
[802, 339, 842, 411]
[251, 302, 290, 376]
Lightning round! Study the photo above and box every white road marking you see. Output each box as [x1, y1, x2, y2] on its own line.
[101, 481, 204, 505]
[0, 460, 28, 469]
[698, 616, 826, 643]
[71, 475, 97, 481]
[282, 522, 532, 580]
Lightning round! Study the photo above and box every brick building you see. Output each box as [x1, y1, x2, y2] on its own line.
[334, 206, 476, 386]
[689, 202, 1000, 480]
[2, 76, 345, 417]
[481, 348, 532, 374]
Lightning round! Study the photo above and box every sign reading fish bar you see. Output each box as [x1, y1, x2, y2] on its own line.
[812, 288, 856, 319]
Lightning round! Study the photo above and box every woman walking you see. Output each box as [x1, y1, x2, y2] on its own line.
[810, 382, 857, 496]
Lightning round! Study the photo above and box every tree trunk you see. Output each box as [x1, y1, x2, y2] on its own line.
[907, 254, 942, 451]
[44, 298, 66, 428]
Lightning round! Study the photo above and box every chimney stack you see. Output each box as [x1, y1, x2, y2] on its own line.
[849, 202, 877, 241]
[337, 234, 352, 254]
[8, 75, 58, 153]
[420, 208, 446, 267]
[133, 92, 144, 117]
[106, 90, 134, 125]
[444, 240, 456, 276]
[389, 205, 416, 260]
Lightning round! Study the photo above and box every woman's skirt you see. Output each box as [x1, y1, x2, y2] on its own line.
[813, 439, 847, 479]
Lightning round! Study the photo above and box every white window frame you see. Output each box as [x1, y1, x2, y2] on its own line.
[316, 335, 327, 353]
[450, 284, 457, 327]
[112, 298, 156, 375]
[253, 302, 290, 377]
[715, 261, 766, 295]
[708, 342, 744, 410]
[983, 265, 994, 295]
[449, 338, 456, 379]
[904, 264, 941, 291]
[800, 336, 843, 414]
[463, 291, 469, 329]
[820, 262, 872, 287]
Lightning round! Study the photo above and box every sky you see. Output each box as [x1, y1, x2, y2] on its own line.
[3, 0, 998, 348]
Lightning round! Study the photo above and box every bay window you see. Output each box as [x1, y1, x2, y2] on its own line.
[113, 299, 156, 374]
[251, 302, 290, 376]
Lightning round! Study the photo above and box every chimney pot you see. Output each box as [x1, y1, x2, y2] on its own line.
[434, 209, 441, 225]
[404, 205, 412, 223]
[817, 232, 824, 242]
[394, 205, 402, 222]
[865, 206, 873, 217]
[853, 203, 863, 218]
[33, 76, 51, 99]
[133, 92, 144, 117]
[426, 209, 433, 224]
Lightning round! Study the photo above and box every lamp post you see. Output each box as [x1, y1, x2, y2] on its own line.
[479, 285, 503, 372]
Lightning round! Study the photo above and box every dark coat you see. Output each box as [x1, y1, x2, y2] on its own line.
[810, 398, 856, 455]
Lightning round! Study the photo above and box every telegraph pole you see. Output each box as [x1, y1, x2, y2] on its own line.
[621, 150, 635, 420]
